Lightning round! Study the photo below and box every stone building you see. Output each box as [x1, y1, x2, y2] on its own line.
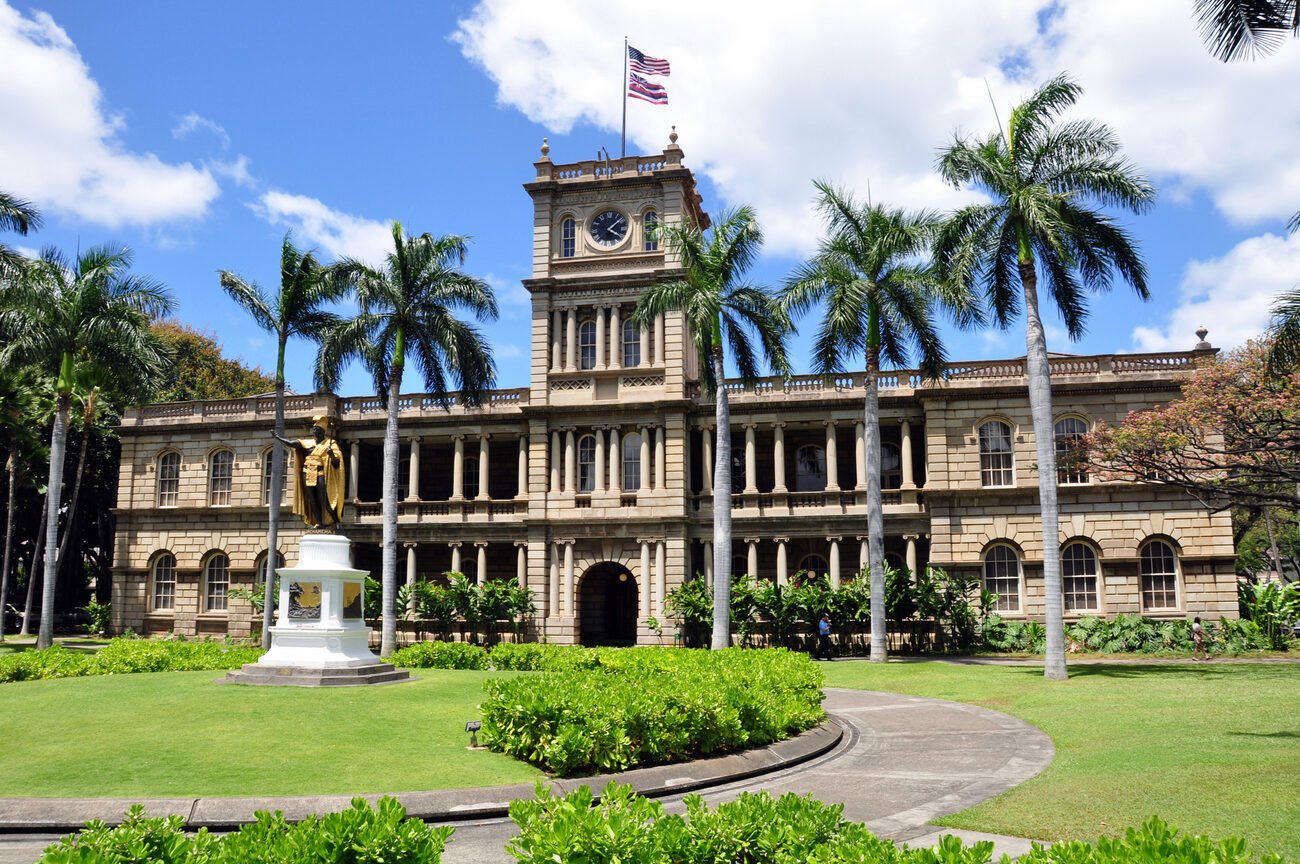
[110, 136, 1238, 644]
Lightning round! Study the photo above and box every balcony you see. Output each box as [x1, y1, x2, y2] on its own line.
[347, 498, 524, 524]
[692, 488, 925, 518]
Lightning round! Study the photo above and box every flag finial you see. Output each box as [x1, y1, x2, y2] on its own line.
[540, 137, 550, 158]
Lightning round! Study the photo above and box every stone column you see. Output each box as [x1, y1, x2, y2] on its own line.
[449, 542, 462, 574]
[744, 424, 757, 494]
[655, 540, 667, 617]
[476, 434, 490, 500]
[406, 437, 421, 501]
[703, 540, 713, 590]
[517, 436, 528, 499]
[825, 421, 840, 492]
[859, 537, 869, 578]
[639, 426, 651, 491]
[901, 419, 916, 488]
[855, 422, 867, 490]
[475, 542, 488, 584]
[639, 321, 650, 368]
[564, 429, 576, 493]
[565, 308, 577, 371]
[654, 313, 665, 366]
[609, 305, 622, 369]
[405, 543, 418, 615]
[550, 430, 561, 492]
[905, 534, 919, 577]
[593, 428, 607, 493]
[551, 309, 562, 371]
[776, 538, 789, 586]
[829, 536, 842, 589]
[609, 428, 622, 492]
[451, 435, 465, 500]
[701, 426, 713, 493]
[516, 542, 527, 589]
[349, 440, 360, 501]
[548, 543, 560, 618]
[640, 540, 652, 619]
[772, 423, 787, 492]
[655, 427, 666, 490]
[592, 307, 605, 370]
[747, 539, 758, 579]
[563, 541, 575, 617]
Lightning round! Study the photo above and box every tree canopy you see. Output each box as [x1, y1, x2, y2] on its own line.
[151, 320, 276, 403]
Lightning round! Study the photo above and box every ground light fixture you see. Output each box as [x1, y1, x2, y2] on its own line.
[466, 720, 482, 748]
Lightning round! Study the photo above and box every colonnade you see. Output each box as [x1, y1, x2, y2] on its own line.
[548, 425, 667, 493]
[347, 435, 529, 502]
[550, 305, 665, 372]
[699, 534, 924, 589]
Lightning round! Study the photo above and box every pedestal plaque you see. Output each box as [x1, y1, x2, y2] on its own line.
[223, 534, 410, 686]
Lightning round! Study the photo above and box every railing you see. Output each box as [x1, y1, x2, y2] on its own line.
[338, 388, 529, 416]
[696, 488, 926, 516]
[548, 155, 672, 182]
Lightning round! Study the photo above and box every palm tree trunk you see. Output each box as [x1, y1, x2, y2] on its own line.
[1020, 261, 1067, 680]
[379, 367, 403, 658]
[263, 345, 287, 651]
[19, 491, 46, 637]
[0, 452, 16, 641]
[52, 390, 96, 603]
[37, 394, 70, 650]
[711, 350, 733, 650]
[865, 347, 887, 662]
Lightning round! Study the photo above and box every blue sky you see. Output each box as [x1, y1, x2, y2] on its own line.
[4, 1, 1298, 399]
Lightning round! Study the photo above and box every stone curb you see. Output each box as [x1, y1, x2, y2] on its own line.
[0, 720, 842, 832]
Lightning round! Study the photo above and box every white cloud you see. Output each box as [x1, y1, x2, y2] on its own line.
[484, 271, 530, 315]
[1132, 231, 1300, 352]
[210, 155, 254, 188]
[172, 112, 231, 150]
[251, 191, 393, 266]
[0, 3, 220, 228]
[455, 0, 1300, 253]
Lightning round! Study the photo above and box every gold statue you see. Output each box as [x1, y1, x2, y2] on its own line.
[273, 416, 345, 529]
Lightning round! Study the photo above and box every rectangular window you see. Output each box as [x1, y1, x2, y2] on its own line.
[983, 547, 1020, 612]
[561, 218, 575, 258]
[622, 319, 640, 367]
[979, 422, 1014, 487]
[152, 556, 176, 611]
[210, 451, 233, 506]
[158, 453, 180, 507]
[205, 556, 229, 612]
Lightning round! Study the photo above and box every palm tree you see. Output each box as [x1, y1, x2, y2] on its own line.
[317, 223, 497, 658]
[782, 182, 978, 663]
[0, 245, 173, 649]
[0, 365, 47, 640]
[934, 73, 1154, 680]
[0, 192, 41, 279]
[632, 206, 792, 650]
[1194, 0, 1298, 60]
[221, 235, 344, 649]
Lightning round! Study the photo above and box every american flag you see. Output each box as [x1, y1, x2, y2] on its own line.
[628, 45, 670, 76]
[628, 72, 668, 105]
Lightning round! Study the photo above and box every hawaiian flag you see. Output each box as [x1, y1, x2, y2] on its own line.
[628, 72, 668, 105]
[628, 45, 670, 76]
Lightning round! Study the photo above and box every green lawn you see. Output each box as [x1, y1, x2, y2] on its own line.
[821, 660, 1300, 860]
[0, 669, 543, 797]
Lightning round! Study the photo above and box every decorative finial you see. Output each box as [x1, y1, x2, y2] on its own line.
[540, 137, 550, 157]
[669, 125, 678, 145]
[1194, 327, 1211, 350]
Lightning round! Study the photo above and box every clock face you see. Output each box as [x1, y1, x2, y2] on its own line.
[589, 210, 629, 247]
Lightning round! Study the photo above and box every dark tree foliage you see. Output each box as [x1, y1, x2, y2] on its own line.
[151, 320, 276, 403]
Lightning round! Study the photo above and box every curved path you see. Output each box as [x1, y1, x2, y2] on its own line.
[0, 688, 1053, 864]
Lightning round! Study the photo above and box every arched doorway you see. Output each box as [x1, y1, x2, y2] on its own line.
[579, 562, 639, 646]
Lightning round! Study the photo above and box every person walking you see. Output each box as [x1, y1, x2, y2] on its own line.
[817, 613, 834, 661]
[1191, 616, 1209, 661]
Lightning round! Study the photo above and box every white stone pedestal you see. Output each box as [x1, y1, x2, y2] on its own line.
[224, 534, 410, 686]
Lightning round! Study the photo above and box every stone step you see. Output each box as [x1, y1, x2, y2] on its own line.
[221, 663, 412, 687]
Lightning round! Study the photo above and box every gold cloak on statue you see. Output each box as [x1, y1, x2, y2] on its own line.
[290, 419, 345, 527]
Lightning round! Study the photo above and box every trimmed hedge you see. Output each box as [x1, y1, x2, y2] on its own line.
[487, 642, 603, 672]
[981, 614, 1274, 655]
[0, 639, 263, 683]
[480, 646, 825, 776]
[390, 641, 489, 670]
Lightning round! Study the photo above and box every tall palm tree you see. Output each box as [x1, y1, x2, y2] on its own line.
[0, 365, 47, 640]
[934, 73, 1154, 680]
[221, 235, 344, 649]
[317, 223, 497, 658]
[0, 245, 173, 649]
[782, 182, 979, 663]
[1194, 0, 1298, 60]
[632, 206, 792, 650]
[0, 192, 41, 279]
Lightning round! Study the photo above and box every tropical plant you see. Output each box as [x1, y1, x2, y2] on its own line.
[0, 192, 40, 280]
[934, 73, 1155, 679]
[317, 223, 497, 658]
[631, 206, 792, 650]
[221, 234, 345, 649]
[1238, 579, 1300, 649]
[1194, 0, 1299, 60]
[0, 245, 173, 649]
[782, 182, 977, 662]
[0, 364, 48, 641]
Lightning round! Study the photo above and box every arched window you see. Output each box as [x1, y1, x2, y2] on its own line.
[578, 319, 597, 370]
[204, 553, 230, 613]
[157, 452, 180, 507]
[398, 454, 411, 500]
[1140, 539, 1179, 610]
[560, 217, 576, 258]
[209, 450, 234, 506]
[577, 435, 596, 492]
[622, 432, 642, 491]
[622, 317, 641, 367]
[1055, 417, 1089, 484]
[979, 421, 1014, 487]
[795, 445, 827, 491]
[253, 550, 286, 588]
[1062, 542, 1099, 612]
[463, 457, 479, 499]
[983, 544, 1021, 612]
[799, 554, 829, 578]
[151, 553, 176, 611]
[643, 210, 659, 251]
[881, 442, 903, 490]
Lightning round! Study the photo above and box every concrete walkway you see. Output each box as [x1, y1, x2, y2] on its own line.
[0, 687, 1054, 863]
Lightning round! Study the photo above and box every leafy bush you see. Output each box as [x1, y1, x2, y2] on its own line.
[981, 615, 1047, 653]
[480, 647, 824, 776]
[39, 797, 453, 864]
[0, 638, 262, 684]
[488, 642, 601, 672]
[390, 641, 488, 670]
[1238, 581, 1300, 650]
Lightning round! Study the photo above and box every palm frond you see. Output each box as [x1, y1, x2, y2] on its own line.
[1194, 0, 1298, 60]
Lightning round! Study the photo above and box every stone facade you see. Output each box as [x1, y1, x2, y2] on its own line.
[110, 138, 1238, 644]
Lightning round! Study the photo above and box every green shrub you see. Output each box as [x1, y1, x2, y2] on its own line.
[390, 641, 488, 670]
[488, 642, 599, 671]
[481, 647, 824, 776]
[39, 797, 453, 864]
[1239, 581, 1300, 650]
[0, 638, 261, 684]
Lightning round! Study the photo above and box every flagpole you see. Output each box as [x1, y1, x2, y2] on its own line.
[621, 36, 628, 158]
